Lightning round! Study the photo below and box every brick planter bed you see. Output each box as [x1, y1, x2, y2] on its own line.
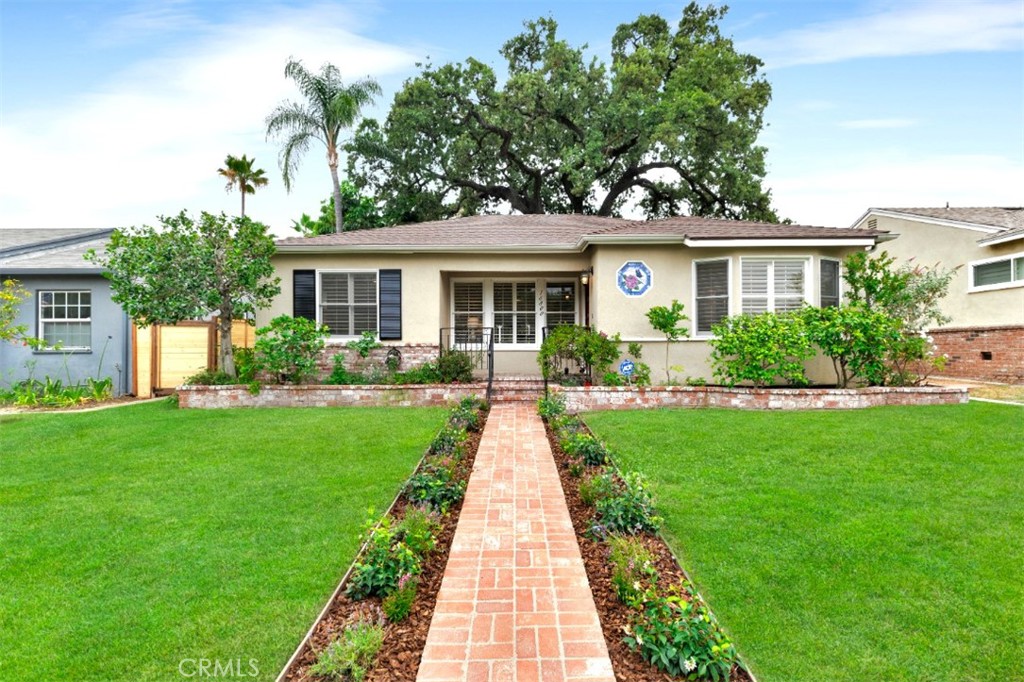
[177, 383, 489, 409]
[553, 385, 968, 412]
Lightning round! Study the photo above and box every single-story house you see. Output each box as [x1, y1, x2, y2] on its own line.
[263, 214, 887, 383]
[0, 229, 133, 395]
[850, 207, 1024, 382]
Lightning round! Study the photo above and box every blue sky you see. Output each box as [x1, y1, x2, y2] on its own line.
[1, 0, 1022, 235]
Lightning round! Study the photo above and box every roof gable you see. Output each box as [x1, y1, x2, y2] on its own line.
[0, 229, 113, 272]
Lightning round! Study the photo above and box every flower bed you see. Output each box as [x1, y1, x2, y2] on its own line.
[553, 384, 967, 412]
[280, 398, 487, 682]
[177, 383, 489, 409]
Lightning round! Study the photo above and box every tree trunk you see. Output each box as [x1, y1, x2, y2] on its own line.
[219, 315, 236, 378]
[240, 191, 246, 218]
[329, 160, 344, 233]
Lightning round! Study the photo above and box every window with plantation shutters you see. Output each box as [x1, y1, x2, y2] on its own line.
[319, 272, 377, 337]
[545, 283, 576, 328]
[820, 259, 840, 307]
[494, 282, 536, 345]
[694, 260, 729, 334]
[453, 282, 484, 342]
[741, 258, 807, 314]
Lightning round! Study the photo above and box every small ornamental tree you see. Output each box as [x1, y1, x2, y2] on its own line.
[538, 325, 621, 385]
[254, 315, 329, 384]
[645, 300, 689, 384]
[800, 305, 902, 387]
[1, 279, 36, 346]
[87, 211, 281, 377]
[708, 312, 814, 387]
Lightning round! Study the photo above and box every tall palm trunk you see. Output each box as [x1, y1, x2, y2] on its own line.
[328, 145, 344, 233]
[240, 191, 246, 218]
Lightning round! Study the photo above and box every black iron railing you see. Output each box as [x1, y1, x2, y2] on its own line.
[439, 327, 495, 402]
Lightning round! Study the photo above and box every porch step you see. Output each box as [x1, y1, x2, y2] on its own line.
[489, 379, 546, 403]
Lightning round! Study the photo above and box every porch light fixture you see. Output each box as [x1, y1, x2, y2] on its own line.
[579, 267, 593, 286]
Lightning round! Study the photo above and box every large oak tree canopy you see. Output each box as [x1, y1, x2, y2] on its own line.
[348, 4, 778, 223]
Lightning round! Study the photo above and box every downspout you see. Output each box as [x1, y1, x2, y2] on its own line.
[121, 311, 131, 396]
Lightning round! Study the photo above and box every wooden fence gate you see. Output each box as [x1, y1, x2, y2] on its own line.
[133, 320, 255, 397]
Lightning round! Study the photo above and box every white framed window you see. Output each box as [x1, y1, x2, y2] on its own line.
[494, 281, 536, 345]
[318, 271, 378, 337]
[819, 258, 841, 307]
[693, 258, 730, 335]
[969, 252, 1024, 292]
[741, 257, 808, 314]
[545, 282, 577, 329]
[449, 278, 575, 349]
[453, 281, 484, 343]
[38, 290, 91, 350]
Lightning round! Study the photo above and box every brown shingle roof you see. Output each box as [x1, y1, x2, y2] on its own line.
[276, 214, 882, 251]
[880, 207, 1024, 231]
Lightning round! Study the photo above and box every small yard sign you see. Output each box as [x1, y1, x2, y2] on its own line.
[619, 359, 635, 376]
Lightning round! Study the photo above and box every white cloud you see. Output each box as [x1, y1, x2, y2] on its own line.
[767, 153, 1024, 227]
[0, 3, 420, 235]
[839, 118, 918, 129]
[742, 1, 1024, 68]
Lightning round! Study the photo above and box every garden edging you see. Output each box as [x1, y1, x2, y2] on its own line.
[552, 385, 968, 411]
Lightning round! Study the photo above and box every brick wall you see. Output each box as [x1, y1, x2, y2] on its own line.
[930, 326, 1024, 383]
[318, 343, 440, 379]
[178, 383, 487, 409]
[554, 385, 967, 412]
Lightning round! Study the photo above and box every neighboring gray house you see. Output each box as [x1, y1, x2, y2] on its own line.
[0, 229, 132, 395]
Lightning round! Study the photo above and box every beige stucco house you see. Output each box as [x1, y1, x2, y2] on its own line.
[849, 207, 1024, 382]
[262, 214, 886, 383]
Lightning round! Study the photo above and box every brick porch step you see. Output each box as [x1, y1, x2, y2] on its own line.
[489, 380, 546, 403]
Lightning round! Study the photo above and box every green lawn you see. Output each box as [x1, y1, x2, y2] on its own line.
[585, 403, 1023, 682]
[0, 401, 445, 681]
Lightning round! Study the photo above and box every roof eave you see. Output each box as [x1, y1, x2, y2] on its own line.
[856, 208, 1005, 234]
[682, 238, 879, 248]
[274, 243, 585, 255]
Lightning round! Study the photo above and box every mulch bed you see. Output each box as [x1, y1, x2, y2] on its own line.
[281, 410, 487, 682]
[544, 420, 754, 682]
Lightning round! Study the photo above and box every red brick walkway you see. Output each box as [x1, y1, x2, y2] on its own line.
[417, 403, 615, 682]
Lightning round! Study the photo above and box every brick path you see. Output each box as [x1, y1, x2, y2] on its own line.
[417, 403, 615, 682]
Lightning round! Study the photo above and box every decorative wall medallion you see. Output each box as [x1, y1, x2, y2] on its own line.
[616, 261, 653, 297]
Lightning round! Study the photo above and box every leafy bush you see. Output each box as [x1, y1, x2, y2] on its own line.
[537, 325, 621, 384]
[327, 356, 371, 385]
[346, 330, 381, 358]
[595, 470, 662, 535]
[184, 369, 238, 385]
[430, 426, 467, 457]
[578, 469, 616, 507]
[395, 361, 442, 384]
[708, 312, 813, 387]
[537, 392, 567, 421]
[0, 375, 114, 407]
[437, 351, 474, 383]
[405, 461, 466, 513]
[381, 574, 418, 623]
[608, 534, 659, 608]
[449, 404, 482, 432]
[562, 433, 609, 466]
[232, 346, 258, 383]
[602, 371, 626, 387]
[551, 413, 585, 439]
[397, 505, 441, 556]
[800, 304, 901, 387]
[254, 315, 329, 384]
[309, 610, 386, 681]
[346, 515, 422, 600]
[624, 582, 738, 681]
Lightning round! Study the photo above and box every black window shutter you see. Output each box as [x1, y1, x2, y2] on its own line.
[293, 270, 316, 321]
[379, 269, 402, 340]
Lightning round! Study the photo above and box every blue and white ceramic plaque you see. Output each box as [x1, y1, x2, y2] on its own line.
[616, 261, 652, 297]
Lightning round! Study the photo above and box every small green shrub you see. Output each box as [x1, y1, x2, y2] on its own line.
[397, 505, 441, 556]
[578, 469, 616, 507]
[327, 357, 371, 385]
[405, 461, 466, 513]
[685, 376, 707, 387]
[646, 299, 690, 384]
[449, 405, 481, 432]
[537, 392, 567, 421]
[395, 361, 442, 384]
[308, 610, 386, 681]
[562, 433, 609, 466]
[437, 351, 474, 383]
[430, 426, 467, 457]
[232, 346, 257, 383]
[567, 459, 585, 478]
[381, 574, 418, 623]
[551, 414, 584, 439]
[346, 515, 421, 600]
[624, 582, 738, 680]
[184, 369, 237, 386]
[346, 330, 381, 358]
[602, 371, 626, 386]
[537, 325, 621, 384]
[254, 315, 329, 384]
[708, 312, 813, 387]
[608, 535, 659, 608]
[595, 470, 662, 535]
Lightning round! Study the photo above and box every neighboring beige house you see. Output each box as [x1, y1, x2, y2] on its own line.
[850, 207, 1024, 382]
[262, 214, 886, 383]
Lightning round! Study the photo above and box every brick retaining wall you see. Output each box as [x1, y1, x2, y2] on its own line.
[553, 385, 967, 411]
[929, 326, 1024, 383]
[318, 343, 440, 379]
[178, 383, 488, 409]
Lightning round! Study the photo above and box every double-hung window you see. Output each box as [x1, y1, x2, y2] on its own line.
[741, 258, 807, 313]
[39, 290, 91, 350]
[453, 282, 484, 342]
[819, 259, 841, 307]
[970, 253, 1024, 291]
[319, 272, 377, 337]
[694, 259, 730, 334]
[545, 283, 576, 329]
[494, 282, 536, 345]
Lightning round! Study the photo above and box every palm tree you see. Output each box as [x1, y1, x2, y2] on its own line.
[217, 154, 268, 217]
[265, 58, 381, 233]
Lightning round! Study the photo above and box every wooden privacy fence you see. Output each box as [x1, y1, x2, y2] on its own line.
[133, 319, 254, 398]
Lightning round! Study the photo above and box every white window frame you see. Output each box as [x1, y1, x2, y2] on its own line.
[37, 289, 92, 351]
[819, 257, 842, 307]
[739, 256, 811, 314]
[316, 269, 380, 340]
[968, 251, 1024, 293]
[449, 278, 579, 351]
[691, 257, 732, 337]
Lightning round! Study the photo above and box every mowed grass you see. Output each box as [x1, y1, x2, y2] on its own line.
[0, 400, 445, 681]
[585, 403, 1024, 682]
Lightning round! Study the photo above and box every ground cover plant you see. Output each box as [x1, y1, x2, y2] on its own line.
[584, 404, 1024, 682]
[0, 401, 445, 681]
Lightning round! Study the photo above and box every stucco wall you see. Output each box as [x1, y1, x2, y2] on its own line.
[0, 275, 132, 395]
[858, 215, 1024, 328]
